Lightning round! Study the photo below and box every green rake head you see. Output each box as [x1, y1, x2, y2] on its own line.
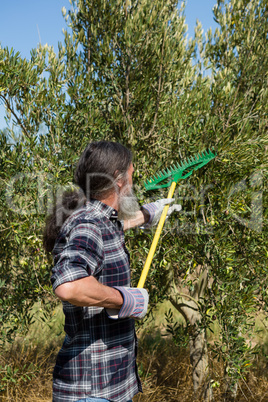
[144, 149, 217, 191]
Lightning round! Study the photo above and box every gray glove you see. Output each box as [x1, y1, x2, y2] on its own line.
[141, 198, 182, 227]
[106, 287, 149, 320]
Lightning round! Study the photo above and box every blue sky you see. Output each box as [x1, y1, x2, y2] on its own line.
[0, 0, 218, 129]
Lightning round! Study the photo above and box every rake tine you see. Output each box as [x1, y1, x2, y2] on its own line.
[144, 148, 217, 191]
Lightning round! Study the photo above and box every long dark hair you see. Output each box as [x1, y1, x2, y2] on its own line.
[43, 141, 132, 253]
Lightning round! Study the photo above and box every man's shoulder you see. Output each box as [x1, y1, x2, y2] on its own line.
[63, 206, 104, 232]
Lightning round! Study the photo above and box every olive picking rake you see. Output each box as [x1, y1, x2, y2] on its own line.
[137, 149, 217, 288]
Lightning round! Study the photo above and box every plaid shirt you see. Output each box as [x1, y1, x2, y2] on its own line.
[51, 199, 142, 402]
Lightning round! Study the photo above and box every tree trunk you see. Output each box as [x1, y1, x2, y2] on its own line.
[189, 315, 212, 401]
[169, 265, 213, 401]
[223, 366, 238, 401]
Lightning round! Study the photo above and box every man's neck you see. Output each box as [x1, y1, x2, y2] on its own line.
[99, 192, 119, 211]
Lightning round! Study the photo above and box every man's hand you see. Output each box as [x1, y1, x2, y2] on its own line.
[141, 198, 182, 227]
[106, 287, 149, 320]
[123, 198, 181, 230]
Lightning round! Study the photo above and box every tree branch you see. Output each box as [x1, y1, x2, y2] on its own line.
[169, 291, 200, 309]
[0, 94, 31, 139]
[87, 27, 91, 73]
[143, 30, 166, 140]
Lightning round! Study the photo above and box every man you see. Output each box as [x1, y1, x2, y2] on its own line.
[44, 141, 180, 402]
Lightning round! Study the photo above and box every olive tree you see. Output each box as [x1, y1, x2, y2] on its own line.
[0, 0, 267, 400]
[162, 0, 267, 399]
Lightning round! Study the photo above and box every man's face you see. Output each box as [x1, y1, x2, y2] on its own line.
[121, 163, 134, 195]
[118, 163, 140, 220]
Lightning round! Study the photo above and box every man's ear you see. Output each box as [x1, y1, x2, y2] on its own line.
[114, 171, 126, 190]
[116, 179, 127, 195]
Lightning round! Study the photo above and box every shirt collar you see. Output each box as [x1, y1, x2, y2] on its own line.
[86, 199, 118, 221]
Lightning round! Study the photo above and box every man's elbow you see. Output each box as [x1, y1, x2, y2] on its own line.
[54, 282, 74, 302]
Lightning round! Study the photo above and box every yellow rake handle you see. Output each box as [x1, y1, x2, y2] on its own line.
[137, 181, 177, 288]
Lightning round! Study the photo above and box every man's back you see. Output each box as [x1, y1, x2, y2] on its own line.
[51, 199, 141, 402]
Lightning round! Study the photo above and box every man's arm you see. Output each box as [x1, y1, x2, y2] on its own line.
[55, 275, 123, 308]
[52, 221, 123, 308]
[123, 210, 149, 230]
[123, 199, 182, 231]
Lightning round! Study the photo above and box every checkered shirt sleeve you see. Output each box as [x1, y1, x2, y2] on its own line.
[51, 222, 104, 290]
